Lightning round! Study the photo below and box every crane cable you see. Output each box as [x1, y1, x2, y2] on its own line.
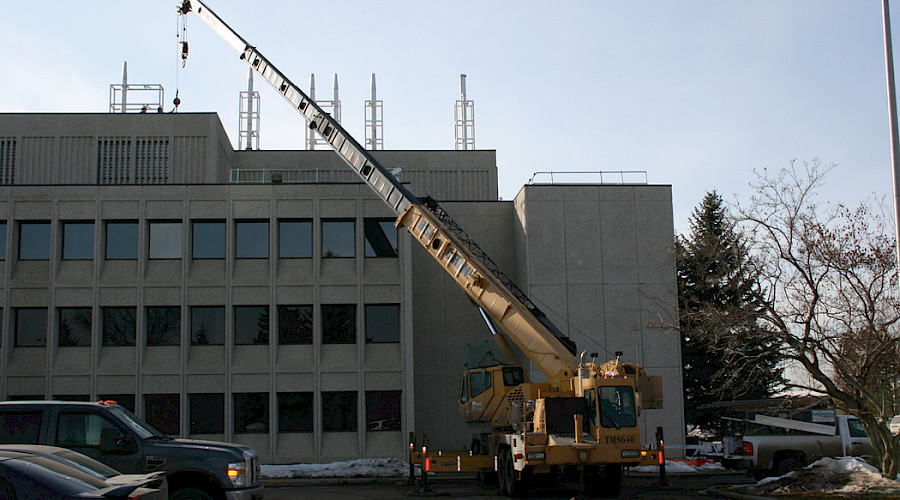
[173, 7, 189, 111]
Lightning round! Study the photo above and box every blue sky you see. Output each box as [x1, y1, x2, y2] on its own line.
[0, 1, 896, 233]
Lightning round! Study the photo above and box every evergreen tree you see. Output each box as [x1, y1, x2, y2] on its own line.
[677, 191, 784, 432]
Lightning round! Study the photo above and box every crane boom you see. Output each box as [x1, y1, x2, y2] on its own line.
[179, 0, 579, 378]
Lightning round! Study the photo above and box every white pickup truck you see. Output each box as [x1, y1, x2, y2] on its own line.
[736, 415, 873, 479]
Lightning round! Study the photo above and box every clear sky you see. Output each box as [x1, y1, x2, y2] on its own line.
[0, 1, 896, 234]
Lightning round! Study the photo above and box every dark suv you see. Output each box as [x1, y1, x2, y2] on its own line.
[0, 401, 262, 500]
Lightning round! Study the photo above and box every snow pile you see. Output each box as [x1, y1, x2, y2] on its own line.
[738, 457, 900, 498]
[261, 458, 410, 479]
[631, 458, 725, 473]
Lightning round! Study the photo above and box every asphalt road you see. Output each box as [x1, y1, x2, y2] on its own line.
[262, 472, 756, 499]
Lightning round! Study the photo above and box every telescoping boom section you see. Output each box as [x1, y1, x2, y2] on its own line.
[178, 0, 580, 380]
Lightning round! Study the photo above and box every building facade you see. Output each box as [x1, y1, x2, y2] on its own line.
[0, 112, 682, 463]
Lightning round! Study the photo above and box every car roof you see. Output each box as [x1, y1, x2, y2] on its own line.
[0, 400, 120, 408]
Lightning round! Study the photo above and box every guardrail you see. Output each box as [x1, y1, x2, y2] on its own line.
[230, 168, 363, 184]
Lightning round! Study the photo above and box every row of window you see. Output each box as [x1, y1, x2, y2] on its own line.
[0, 218, 398, 261]
[1, 390, 401, 442]
[3, 304, 399, 347]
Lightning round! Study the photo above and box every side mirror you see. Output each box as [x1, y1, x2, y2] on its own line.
[100, 428, 137, 454]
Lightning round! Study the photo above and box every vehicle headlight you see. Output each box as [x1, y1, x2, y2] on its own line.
[227, 461, 248, 488]
[526, 451, 545, 461]
[621, 449, 641, 459]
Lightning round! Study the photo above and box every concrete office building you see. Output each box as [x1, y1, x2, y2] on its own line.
[0, 112, 682, 463]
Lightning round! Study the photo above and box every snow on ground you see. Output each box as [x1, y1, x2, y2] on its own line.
[261, 458, 411, 479]
[261, 457, 724, 479]
[734, 457, 900, 498]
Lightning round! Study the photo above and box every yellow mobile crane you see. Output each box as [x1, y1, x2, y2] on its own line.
[178, 2, 663, 497]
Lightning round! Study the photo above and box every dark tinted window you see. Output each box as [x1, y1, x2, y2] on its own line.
[322, 304, 355, 344]
[469, 371, 492, 398]
[105, 221, 138, 259]
[190, 393, 224, 434]
[236, 221, 268, 258]
[62, 221, 94, 260]
[146, 307, 180, 346]
[0, 222, 7, 260]
[58, 307, 91, 347]
[145, 394, 180, 435]
[323, 391, 357, 432]
[278, 220, 312, 258]
[278, 392, 313, 432]
[191, 306, 225, 345]
[15, 308, 47, 347]
[19, 221, 50, 260]
[364, 219, 398, 257]
[234, 393, 268, 434]
[192, 220, 225, 259]
[0, 411, 42, 444]
[322, 219, 354, 258]
[278, 305, 312, 345]
[149, 221, 182, 259]
[234, 306, 269, 345]
[599, 386, 637, 429]
[102, 307, 136, 346]
[365, 304, 399, 343]
[366, 391, 401, 431]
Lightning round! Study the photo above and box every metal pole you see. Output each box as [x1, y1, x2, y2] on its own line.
[883, 0, 900, 279]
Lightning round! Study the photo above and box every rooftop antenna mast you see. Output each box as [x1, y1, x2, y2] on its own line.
[365, 73, 384, 150]
[239, 66, 260, 150]
[454, 74, 475, 150]
[306, 73, 341, 150]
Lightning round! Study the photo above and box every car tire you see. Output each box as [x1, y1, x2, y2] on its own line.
[776, 456, 805, 476]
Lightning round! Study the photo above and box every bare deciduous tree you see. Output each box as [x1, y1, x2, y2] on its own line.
[735, 159, 900, 478]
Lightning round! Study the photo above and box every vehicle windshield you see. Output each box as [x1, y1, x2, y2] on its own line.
[108, 406, 166, 439]
[50, 448, 120, 480]
[599, 386, 637, 428]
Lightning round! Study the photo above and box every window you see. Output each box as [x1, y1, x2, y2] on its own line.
[365, 304, 399, 343]
[105, 221, 138, 259]
[278, 220, 312, 258]
[366, 391, 401, 431]
[190, 306, 225, 345]
[322, 219, 355, 258]
[61, 221, 94, 260]
[55, 412, 121, 448]
[0, 411, 42, 444]
[278, 305, 312, 345]
[599, 386, 637, 429]
[192, 220, 225, 259]
[364, 218, 398, 257]
[469, 371, 492, 399]
[322, 391, 357, 432]
[18, 221, 50, 260]
[278, 392, 313, 432]
[0, 221, 7, 260]
[149, 221, 182, 259]
[190, 393, 224, 434]
[236, 220, 268, 259]
[234, 393, 268, 434]
[146, 307, 180, 346]
[102, 307, 136, 346]
[58, 307, 91, 347]
[234, 306, 269, 345]
[322, 304, 355, 344]
[15, 308, 47, 347]
[145, 394, 179, 435]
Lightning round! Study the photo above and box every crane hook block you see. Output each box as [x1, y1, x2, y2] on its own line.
[180, 41, 189, 66]
[177, 1, 192, 15]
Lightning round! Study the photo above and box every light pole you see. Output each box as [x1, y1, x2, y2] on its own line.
[883, 0, 900, 280]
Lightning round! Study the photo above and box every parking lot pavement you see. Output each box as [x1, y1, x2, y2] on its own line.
[262, 471, 757, 499]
